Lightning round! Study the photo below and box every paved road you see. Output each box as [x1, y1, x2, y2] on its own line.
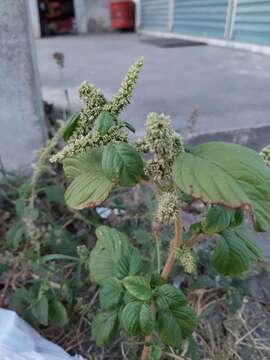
[36, 33, 270, 141]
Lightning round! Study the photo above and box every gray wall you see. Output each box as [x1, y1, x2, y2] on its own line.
[0, 0, 45, 172]
[74, 0, 111, 34]
[29, 0, 41, 38]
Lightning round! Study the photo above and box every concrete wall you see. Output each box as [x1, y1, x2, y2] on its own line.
[0, 0, 46, 172]
[28, 0, 41, 38]
[74, 0, 111, 34]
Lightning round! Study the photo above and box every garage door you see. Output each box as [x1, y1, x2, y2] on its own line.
[140, 0, 170, 32]
[173, 0, 230, 39]
[140, 0, 270, 46]
[232, 0, 270, 45]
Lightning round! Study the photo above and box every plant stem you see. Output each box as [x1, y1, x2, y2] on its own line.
[141, 302, 157, 360]
[186, 233, 219, 248]
[141, 215, 183, 360]
[155, 233, 161, 274]
[186, 233, 206, 248]
[29, 121, 65, 208]
[161, 216, 183, 281]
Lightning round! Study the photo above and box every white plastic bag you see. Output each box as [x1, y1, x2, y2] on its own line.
[0, 309, 85, 360]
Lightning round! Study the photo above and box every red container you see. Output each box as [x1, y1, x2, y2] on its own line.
[110, 0, 135, 30]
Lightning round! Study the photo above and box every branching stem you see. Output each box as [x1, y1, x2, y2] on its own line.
[186, 233, 219, 248]
[155, 233, 161, 274]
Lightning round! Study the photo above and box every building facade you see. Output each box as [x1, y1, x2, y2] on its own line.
[139, 0, 270, 48]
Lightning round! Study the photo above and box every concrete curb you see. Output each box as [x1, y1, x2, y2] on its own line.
[186, 124, 270, 151]
[138, 30, 270, 56]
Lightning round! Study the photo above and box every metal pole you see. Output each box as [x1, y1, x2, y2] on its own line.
[229, 0, 238, 40]
[168, 0, 175, 32]
[135, 0, 142, 29]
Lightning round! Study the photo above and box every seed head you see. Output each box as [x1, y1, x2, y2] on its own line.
[260, 145, 270, 166]
[156, 192, 179, 224]
[175, 245, 196, 274]
[105, 57, 144, 115]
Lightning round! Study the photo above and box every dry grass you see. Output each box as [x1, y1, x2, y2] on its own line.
[189, 277, 270, 360]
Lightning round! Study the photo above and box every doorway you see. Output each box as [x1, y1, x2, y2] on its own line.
[38, 0, 75, 36]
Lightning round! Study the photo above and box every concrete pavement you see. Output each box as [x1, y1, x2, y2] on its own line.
[36, 33, 270, 147]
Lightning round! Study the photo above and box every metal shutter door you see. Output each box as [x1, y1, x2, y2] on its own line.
[232, 0, 270, 44]
[140, 0, 170, 32]
[173, 0, 229, 39]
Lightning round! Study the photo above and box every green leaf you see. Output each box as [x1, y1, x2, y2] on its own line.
[232, 209, 245, 227]
[156, 284, 188, 309]
[11, 288, 34, 310]
[173, 142, 270, 232]
[202, 206, 231, 235]
[157, 298, 197, 347]
[63, 149, 113, 210]
[140, 303, 155, 335]
[22, 207, 39, 221]
[95, 112, 114, 135]
[121, 301, 141, 335]
[123, 291, 138, 304]
[92, 311, 118, 346]
[133, 229, 152, 246]
[123, 276, 152, 301]
[89, 226, 142, 284]
[15, 199, 26, 217]
[6, 223, 25, 250]
[45, 185, 65, 205]
[116, 247, 142, 281]
[189, 222, 202, 236]
[16, 199, 39, 220]
[63, 112, 80, 141]
[235, 227, 262, 260]
[19, 180, 32, 199]
[102, 142, 144, 186]
[48, 298, 68, 327]
[157, 309, 182, 347]
[128, 247, 142, 276]
[170, 304, 197, 339]
[149, 272, 165, 289]
[212, 227, 262, 276]
[147, 345, 162, 360]
[181, 192, 195, 204]
[100, 278, 123, 310]
[31, 295, 49, 326]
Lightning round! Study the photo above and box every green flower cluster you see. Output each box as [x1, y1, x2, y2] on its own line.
[50, 124, 128, 162]
[104, 57, 144, 115]
[175, 245, 196, 274]
[136, 112, 184, 187]
[24, 218, 43, 248]
[77, 245, 90, 265]
[50, 58, 144, 163]
[260, 145, 270, 166]
[31, 121, 66, 200]
[74, 82, 107, 137]
[156, 192, 179, 224]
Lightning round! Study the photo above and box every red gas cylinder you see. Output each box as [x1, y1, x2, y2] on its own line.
[110, 0, 135, 30]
